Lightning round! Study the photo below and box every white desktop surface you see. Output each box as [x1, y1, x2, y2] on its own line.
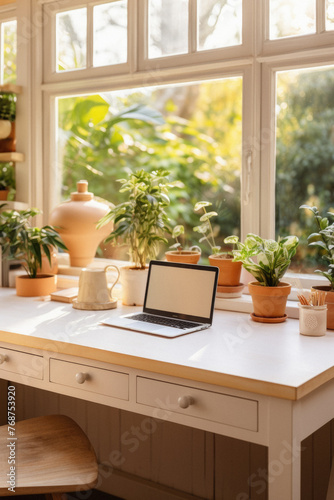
[0, 288, 333, 400]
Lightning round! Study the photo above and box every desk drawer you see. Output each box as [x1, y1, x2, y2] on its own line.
[49, 359, 129, 400]
[0, 347, 43, 380]
[137, 377, 258, 432]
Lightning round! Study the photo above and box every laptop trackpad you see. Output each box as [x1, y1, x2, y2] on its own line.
[129, 321, 166, 332]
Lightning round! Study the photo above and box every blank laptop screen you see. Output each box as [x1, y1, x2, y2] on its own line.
[144, 262, 217, 323]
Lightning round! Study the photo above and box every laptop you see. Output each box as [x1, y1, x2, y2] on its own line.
[102, 260, 218, 338]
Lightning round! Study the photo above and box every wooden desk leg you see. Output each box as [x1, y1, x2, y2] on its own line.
[267, 398, 301, 500]
[0, 380, 7, 425]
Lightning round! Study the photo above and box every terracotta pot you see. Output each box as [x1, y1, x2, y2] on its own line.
[248, 281, 291, 319]
[208, 255, 242, 286]
[312, 286, 334, 330]
[165, 250, 201, 264]
[49, 180, 113, 267]
[16, 274, 57, 297]
[120, 266, 149, 306]
[0, 189, 9, 200]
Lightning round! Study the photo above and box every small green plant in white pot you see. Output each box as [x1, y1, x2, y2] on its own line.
[229, 233, 299, 321]
[193, 201, 243, 292]
[165, 224, 201, 264]
[98, 169, 172, 305]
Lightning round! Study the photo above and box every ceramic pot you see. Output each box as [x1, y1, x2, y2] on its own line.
[120, 266, 149, 306]
[16, 274, 57, 297]
[0, 121, 15, 152]
[248, 281, 291, 320]
[208, 255, 242, 287]
[298, 304, 327, 336]
[0, 119, 11, 139]
[312, 286, 334, 330]
[165, 250, 201, 264]
[0, 189, 9, 201]
[49, 180, 113, 267]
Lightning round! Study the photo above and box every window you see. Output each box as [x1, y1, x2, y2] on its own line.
[269, 0, 316, 39]
[57, 78, 242, 259]
[14, 0, 333, 289]
[0, 18, 16, 84]
[275, 65, 334, 276]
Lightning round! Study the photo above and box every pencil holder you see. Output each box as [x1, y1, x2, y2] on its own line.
[298, 304, 327, 337]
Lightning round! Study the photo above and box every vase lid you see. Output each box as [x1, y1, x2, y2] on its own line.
[70, 180, 94, 201]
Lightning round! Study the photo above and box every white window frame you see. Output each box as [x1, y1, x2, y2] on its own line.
[15, 0, 334, 294]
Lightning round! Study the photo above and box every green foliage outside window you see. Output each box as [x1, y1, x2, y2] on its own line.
[58, 79, 242, 258]
[276, 67, 334, 272]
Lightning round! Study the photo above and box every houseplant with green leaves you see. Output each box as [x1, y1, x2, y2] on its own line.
[165, 224, 201, 264]
[300, 204, 334, 329]
[0, 207, 67, 296]
[0, 91, 16, 153]
[97, 168, 172, 305]
[228, 233, 299, 321]
[193, 201, 243, 291]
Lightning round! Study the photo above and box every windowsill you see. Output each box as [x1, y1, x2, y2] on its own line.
[215, 294, 299, 319]
[7, 255, 320, 320]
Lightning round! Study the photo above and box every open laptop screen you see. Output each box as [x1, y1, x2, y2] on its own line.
[143, 261, 218, 324]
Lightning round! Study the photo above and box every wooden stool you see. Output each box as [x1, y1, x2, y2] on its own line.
[0, 414, 98, 499]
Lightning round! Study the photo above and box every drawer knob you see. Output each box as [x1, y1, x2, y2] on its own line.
[178, 395, 194, 409]
[0, 354, 8, 364]
[75, 372, 88, 384]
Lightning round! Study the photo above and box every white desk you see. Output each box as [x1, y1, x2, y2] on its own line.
[1, 288, 334, 499]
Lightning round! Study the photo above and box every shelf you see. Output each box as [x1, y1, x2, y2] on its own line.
[0, 84, 22, 95]
[0, 152, 24, 162]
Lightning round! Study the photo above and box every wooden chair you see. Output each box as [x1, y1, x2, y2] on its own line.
[0, 414, 98, 499]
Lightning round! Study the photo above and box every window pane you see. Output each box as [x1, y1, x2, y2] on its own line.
[327, 0, 334, 30]
[57, 78, 242, 261]
[93, 1, 127, 67]
[1, 20, 16, 84]
[270, 0, 316, 39]
[148, 0, 188, 58]
[275, 66, 334, 274]
[198, 0, 242, 51]
[56, 8, 87, 71]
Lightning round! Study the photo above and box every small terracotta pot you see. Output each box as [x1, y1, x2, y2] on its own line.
[16, 274, 57, 297]
[311, 286, 334, 330]
[208, 255, 242, 286]
[248, 281, 291, 319]
[0, 189, 9, 200]
[165, 250, 201, 265]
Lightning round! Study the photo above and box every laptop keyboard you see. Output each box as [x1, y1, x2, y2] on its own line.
[130, 313, 200, 330]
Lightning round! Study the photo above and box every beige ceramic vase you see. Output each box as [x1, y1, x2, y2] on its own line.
[49, 180, 113, 267]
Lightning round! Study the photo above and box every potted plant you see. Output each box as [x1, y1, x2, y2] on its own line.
[300, 204, 334, 329]
[0, 91, 16, 153]
[0, 163, 15, 201]
[97, 169, 172, 305]
[229, 233, 299, 322]
[0, 207, 67, 296]
[193, 201, 243, 294]
[165, 224, 201, 264]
